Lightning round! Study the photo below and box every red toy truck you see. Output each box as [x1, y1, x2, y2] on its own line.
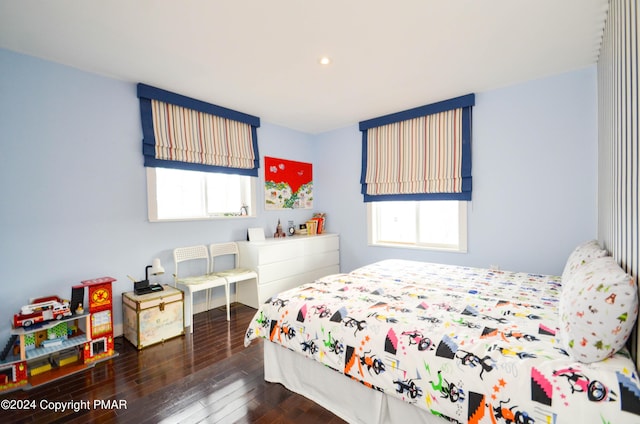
[13, 296, 72, 328]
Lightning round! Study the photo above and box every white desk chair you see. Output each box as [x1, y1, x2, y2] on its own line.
[209, 242, 258, 320]
[173, 245, 228, 333]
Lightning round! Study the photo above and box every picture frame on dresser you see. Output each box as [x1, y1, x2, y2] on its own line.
[247, 227, 266, 242]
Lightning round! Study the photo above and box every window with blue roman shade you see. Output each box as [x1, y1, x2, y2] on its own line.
[137, 83, 261, 176]
[359, 94, 474, 202]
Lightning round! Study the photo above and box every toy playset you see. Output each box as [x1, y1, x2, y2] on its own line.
[0, 277, 117, 393]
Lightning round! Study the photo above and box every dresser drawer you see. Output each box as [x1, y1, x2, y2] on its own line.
[236, 234, 340, 309]
[260, 264, 340, 302]
[257, 250, 339, 283]
[256, 242, 299, 264]
[252, 234, 339, 265]
[237, 264, 340, 308]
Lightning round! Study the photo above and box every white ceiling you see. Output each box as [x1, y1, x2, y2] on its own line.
[0, 0, 609, 134]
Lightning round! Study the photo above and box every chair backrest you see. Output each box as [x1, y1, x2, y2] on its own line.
[209, 242, 240, 270]
[173, 245, 210, 279]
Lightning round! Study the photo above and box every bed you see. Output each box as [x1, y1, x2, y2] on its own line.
[244, 242, 640, 423]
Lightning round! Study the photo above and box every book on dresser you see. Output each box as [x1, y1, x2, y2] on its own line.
[236, 233, 340, 308]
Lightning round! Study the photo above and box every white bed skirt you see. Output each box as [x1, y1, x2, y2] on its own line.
[264, 341, 443, 424]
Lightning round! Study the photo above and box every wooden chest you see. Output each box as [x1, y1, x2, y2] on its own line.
[122, 285, 184, 349]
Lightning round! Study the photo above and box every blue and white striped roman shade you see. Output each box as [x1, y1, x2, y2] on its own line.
[359, 94, 474, 202]
[137, 83, 261, 176]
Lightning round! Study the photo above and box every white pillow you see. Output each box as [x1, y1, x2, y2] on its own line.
[559, 255, 638, 363]
[561, 240, 607, 284]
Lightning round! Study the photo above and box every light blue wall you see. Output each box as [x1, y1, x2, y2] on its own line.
[0, 49, 316, 343]
[314, 66, 598, 275]
[0, 48, 598, 346]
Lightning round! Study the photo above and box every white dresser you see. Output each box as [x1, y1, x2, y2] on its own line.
[236, 233, 340, 308]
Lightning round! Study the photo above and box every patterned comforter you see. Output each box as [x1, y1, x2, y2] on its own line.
[244, 259, 640, 423]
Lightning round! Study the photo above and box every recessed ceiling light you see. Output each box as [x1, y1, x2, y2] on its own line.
[319, 56, 331, 65]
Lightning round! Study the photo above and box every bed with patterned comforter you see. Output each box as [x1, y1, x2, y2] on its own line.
[244, 259, 640, 423]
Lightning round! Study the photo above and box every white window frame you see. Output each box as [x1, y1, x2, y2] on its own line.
[146, 168, 257, 222]
[367, 201, 467, 252]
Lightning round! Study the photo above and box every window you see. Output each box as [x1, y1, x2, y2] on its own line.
[146, 168, 255, 221]
[368, 200, 467, 252]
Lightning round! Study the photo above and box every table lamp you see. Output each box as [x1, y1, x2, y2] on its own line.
[146, 258, 165, 281]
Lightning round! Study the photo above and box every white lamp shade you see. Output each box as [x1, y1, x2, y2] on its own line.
[150, 258, 165, 275]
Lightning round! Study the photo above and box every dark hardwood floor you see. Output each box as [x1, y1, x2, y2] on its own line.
[0, 304, 347, 424]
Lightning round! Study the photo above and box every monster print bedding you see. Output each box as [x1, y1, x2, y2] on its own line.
[245, 255, 639, 424]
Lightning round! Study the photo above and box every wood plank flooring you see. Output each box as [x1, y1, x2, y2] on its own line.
[0, 304, 346, 424]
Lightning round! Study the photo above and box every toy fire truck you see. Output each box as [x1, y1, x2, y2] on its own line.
[13, 296, 72, 328]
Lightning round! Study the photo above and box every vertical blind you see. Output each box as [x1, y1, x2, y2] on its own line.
[597, 0, 639, 367]
[359, 94, 474, 202]
[137, 83, 261, 176]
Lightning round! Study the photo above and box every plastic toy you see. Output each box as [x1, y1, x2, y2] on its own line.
[13, 296, 72, 328]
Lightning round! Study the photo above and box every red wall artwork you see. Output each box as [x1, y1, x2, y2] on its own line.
[264, 157, 313, 209]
